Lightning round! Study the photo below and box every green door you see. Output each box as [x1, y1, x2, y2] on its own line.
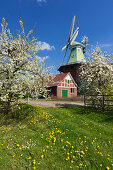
[62, 89, 68, 98]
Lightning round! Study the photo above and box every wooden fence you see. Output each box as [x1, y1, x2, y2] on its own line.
[84, 95, 113, 111]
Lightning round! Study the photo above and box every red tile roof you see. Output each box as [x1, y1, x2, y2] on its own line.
[48, 72, 71, 87]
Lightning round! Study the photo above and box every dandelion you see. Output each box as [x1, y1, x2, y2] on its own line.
[41, 155, 44, 158]
[33, 167, 36, 169]
[28, 156, 31, 160]
[69, 166, 72, 168]
[33, 160, 36, 164]
[81, 151, 85, 154]
[106, 167, 110, 170]
[71, 160, 74, 163]
[79, 163, 82, 166]
[100, 164, 102, 167]
[17, 144, 20, 147]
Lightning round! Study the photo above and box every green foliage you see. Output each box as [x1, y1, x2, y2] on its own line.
[0, 104, 113, 169]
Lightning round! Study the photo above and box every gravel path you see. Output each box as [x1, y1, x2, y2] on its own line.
[20, 100, 84, 108]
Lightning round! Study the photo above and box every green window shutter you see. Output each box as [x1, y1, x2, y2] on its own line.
[67, 80, 70, 84]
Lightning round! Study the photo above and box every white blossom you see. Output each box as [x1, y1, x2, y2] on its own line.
[0, 18, 54, 112]
[79, 44, 113, 95]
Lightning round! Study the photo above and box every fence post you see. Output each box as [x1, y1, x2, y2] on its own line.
[84, 95, 86, 106]
[102, 95, 105, 111]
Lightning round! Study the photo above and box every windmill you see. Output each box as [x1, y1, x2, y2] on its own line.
[58, 16, 86, 83]
[62, 16, 79, 64]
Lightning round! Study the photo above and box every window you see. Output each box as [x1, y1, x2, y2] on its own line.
[71, 88, 75, 93]
[77, 48, 80, 52]
[67, 80, 70, 84]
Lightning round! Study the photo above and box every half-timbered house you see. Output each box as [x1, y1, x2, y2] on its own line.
[48, 72, 77, 98]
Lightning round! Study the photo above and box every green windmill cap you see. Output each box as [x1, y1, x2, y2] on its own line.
[70, 41, 85, 49]
[68, 41, 86, 64]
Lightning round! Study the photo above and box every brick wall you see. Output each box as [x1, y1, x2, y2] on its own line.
[57, 87, 77, 98]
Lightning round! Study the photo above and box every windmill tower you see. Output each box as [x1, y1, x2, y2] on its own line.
[58, 16, 88, 83]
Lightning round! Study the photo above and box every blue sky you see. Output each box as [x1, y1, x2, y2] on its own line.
[0, 0, 113, 74]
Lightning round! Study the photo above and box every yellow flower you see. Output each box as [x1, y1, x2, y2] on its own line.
[76, 166, 79, 168]
[79, 163, 82, 166]
[12, 155, 15, 158]
[33, 160, 36, 164]
[28, 156, 31, 160]
[33, 167, 36, 169]
[100, 164, 102, 167]
[41, 155, 44, 158]
[19, 147, 21, 150]
[72, 146, 74, 148]
[17, 144, 19, 147]
[106, 167, 110, 170]
[71, 160, 74, 163]
[81, 151, 85, 154]
[69, 166, 72, 168]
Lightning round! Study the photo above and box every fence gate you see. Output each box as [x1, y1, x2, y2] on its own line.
[84, 95, 113, 111]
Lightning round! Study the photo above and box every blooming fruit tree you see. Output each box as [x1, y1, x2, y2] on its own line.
[79, 44, 113, 95]
[0, 18, 54, 113]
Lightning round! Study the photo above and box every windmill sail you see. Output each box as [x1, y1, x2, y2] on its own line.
[69, 16, 75, 41]
[61, 16, 79, 64]
[70, 27, 79, 45]
[62, 44, 68, 51]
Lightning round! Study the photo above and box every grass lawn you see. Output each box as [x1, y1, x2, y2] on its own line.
[0, 104, 113, 170]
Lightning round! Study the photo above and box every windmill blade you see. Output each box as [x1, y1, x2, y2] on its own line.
[62, 43, 69, 51]
[70, 27, 79, 45]
[68, 16, 75, 41]
[62, 46, 68, 65]
[62, 44, 67, 51]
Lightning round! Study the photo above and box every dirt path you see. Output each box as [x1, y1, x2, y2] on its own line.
[20, 100, 84, 108]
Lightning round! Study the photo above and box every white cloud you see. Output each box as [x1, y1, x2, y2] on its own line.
[36, 55, 49, 62]
[37, 0, 47, 3]
[36, 41, 55, 51]
[101, 43, 113, 48]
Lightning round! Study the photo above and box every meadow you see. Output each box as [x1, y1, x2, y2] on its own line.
[0, 104, 113, 170]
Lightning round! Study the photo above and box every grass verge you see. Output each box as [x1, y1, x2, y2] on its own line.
[0, 104, 113, 169]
